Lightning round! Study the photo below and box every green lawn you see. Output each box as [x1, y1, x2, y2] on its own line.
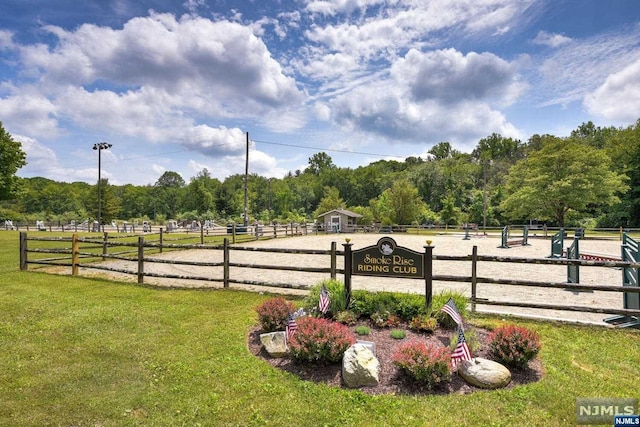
[1, 230, 638, 426]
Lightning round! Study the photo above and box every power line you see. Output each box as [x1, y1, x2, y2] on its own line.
[251, 139, 406, 159]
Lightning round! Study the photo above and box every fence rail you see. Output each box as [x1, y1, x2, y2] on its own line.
[18, 232, 640, 326]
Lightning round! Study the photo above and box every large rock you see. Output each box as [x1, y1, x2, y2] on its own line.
[458, 357, 511, 389]
[342, 343, 380, 388]
[259, 331, 287, 358]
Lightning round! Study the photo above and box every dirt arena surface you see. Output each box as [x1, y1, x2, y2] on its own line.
[83, 232, 631, 326]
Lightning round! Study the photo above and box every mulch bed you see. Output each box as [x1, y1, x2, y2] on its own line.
[247, 322, 544, 396]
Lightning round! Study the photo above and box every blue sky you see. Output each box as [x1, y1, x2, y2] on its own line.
[1, 0, 640, 186]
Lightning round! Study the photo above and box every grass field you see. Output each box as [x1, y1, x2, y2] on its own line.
[1, 230, 639, 426]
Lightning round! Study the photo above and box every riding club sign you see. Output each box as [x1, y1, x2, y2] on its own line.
[343, 237, 433, 309]
[352, 236, 424, 278]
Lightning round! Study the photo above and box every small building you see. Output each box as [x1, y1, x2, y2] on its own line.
[317, 208, 362, 233]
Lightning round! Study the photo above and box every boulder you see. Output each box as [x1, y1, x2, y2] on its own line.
[259, 331, 287, 358]
[458, 357, 511, 389]
[342, 343, 380, 388]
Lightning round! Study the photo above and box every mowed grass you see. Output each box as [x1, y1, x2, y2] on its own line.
[1, 231, 639, 426]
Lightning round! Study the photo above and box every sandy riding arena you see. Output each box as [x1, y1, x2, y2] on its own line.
[86, 232, 632, 326]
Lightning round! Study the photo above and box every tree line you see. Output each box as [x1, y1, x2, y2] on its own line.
[1, 119, 639, 228]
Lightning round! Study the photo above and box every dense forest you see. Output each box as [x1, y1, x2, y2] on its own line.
[2, 119, 640, 228]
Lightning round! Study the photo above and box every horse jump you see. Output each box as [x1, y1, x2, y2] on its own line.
[550, 229, 621, 262]
[499, 226, 529, 249]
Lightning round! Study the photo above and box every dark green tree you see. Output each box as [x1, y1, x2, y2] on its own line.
[375, 179, 429, 225]
[0, 122, 27, 201]
[154, 171, 186, 219]
[87, 179, 120, 223]
[184, 169, 220, 216]
[314, 186, 345, 217]
[501, 137, 627, 227]
[305, 152, 335, 176]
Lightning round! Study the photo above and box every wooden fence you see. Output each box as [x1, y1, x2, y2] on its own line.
[18, 232, 640, 326]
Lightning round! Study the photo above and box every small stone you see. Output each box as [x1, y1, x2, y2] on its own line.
[259, 331, 287, 358]
[342, 343, 380, 388]
[458, 357, 511, 389]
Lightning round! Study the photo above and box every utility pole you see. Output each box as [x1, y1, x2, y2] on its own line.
[244, 131, 249, 227]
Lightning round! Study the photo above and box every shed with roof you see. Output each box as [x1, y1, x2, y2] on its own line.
[316, 208, 362, 233]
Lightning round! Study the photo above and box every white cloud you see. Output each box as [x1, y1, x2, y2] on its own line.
[532, 30, 572, 48]
[313, 102, 331, 121]
[392, 48, 522, 105]
[534, 26, 640, 108]
[297, 0, 537, 122]
[327, 47, 523, 146]
[330, 81, 521, 148]
[584, 58, 640, 122]
[297, 52, 360, 80]
[306, 0, 384, 16]
[0, 30, 15, 49]
[183, 0, 206, 14]
[180, 126, 247, 155]
[0, 90, 60, 137]
[19, 13, 303, 112]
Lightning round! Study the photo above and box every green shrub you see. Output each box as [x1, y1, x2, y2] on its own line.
[288, 317, 356, 363]
[392, 340, 451, 389]
[488, 324, 541, 369]
[255, 297, 296, 332]
[304, 279, 346, 316]
[350, 290, 426, 321]
[349, 290, 380, 318]
[390, 329, 406, 339]
[395, 294, 426, 321]
[409, 314, 437, 333]
[432, 291, 468, 329]
[335, 310, 358, 325]
[355, 325, 371, 336]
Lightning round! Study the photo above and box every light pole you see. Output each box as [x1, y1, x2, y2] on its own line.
[93, 142, 112, 231]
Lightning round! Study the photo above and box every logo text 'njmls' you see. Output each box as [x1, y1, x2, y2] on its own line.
[576, 398, 638, 425]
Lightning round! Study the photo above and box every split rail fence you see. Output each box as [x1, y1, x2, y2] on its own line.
[18, 232, 640, 326]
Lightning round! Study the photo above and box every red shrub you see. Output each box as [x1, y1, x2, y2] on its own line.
[488, 324, 541, 369]
[392, 340, 451, 389]
[255, 297, 296, 332]
[288, 317, 356, 363]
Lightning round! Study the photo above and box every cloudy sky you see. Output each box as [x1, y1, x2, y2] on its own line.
[1, 0, 640, 186]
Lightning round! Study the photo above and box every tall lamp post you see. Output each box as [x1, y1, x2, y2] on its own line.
[93, 142, 112, 231]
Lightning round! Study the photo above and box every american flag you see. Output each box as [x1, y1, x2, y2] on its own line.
[451, 327, 472, 369]
[285, 313, 298, 341]
[441, 297, 464, 327]
[318, 284, 330, 314]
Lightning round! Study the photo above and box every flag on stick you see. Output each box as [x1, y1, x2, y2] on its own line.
[318, 284, 330, 314]
[441, 297, 464, 327]
[285, 313, 298, 342]
[451, 327, 472, 370]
